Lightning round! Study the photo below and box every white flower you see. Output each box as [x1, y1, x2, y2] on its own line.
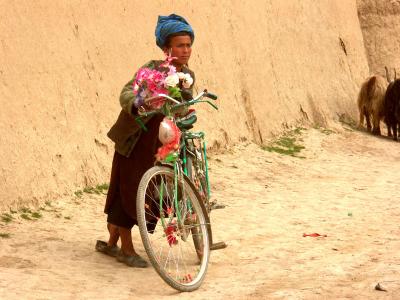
[182, 73, 193, 88]
[176, 72, 185, 80]
[164, 74, 179, 87]
[133, 84, 139, 92]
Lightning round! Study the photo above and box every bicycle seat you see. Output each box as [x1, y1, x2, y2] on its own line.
[176, 110, 197, 130]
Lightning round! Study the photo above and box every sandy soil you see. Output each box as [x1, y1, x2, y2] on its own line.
[1, 123, 400, 299]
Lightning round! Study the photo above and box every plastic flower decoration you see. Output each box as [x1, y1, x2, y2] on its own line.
[132, 55, 193, 109]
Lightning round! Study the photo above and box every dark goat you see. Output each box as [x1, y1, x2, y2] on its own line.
[384, 79, 400, 140]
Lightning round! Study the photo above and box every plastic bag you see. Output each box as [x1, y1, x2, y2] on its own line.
[156, 117, 181, 161]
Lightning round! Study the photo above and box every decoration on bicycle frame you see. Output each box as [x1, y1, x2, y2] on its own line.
[165, 223, 178, 246]
[156, 117, 181, 161]
[133, 55, 193, 109]
[180, 274, 193, 283]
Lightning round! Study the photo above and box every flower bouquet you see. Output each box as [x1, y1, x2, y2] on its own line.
[132, 56, 193, 109]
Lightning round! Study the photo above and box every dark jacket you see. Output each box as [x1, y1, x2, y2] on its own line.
[107, 60, 195, 157]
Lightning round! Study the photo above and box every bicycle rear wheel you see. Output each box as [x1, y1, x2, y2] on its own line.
[136, 166, 210, 292]
[187, 141, 210, 212]
[186, 154, 210, 260]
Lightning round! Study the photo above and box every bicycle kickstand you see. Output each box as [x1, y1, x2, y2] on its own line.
[210, 241, 227, 251]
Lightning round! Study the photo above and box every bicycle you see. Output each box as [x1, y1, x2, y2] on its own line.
[135, 90, 225, 292]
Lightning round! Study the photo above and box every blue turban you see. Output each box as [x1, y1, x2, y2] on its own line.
[155, 14, 194, 49]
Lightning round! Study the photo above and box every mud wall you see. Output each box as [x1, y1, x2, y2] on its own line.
[357, 0, 400, 78]
[0, 1, 370, 208]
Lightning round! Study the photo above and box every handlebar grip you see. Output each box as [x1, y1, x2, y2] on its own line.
[204, 92, 218, 100]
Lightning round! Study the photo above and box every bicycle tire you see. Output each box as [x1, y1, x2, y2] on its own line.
[137, 166, 210, 292]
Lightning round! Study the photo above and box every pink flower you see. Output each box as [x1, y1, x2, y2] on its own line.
[168, 65, 176, 76]
[132, 54, 184, 109]
[160, 54, 177, 67]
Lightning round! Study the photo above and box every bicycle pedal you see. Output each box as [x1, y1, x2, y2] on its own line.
[210, 241, 227, 251]
[210, 202, 226, 210]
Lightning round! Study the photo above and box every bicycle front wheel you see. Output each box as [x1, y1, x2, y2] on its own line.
[136, 166, 210, 292]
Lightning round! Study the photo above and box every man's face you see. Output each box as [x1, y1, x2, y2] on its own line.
[168, 35, 192, 66]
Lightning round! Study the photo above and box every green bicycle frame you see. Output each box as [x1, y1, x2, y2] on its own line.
[157, 159, 183, 226]
[135, 96, 217, 225]
[182, 131, 211, 201]
[202, 139, 211, 199]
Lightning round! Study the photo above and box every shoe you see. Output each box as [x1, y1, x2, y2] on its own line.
[95, 240, 120, 257]
[116, 251, 149, 268]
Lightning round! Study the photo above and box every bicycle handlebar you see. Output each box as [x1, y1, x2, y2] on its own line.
[203, 92, 218, 100]
[137, 89, 218, 118]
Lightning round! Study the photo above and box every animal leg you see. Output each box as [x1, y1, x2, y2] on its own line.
[359, 109, 365, 129]
[387, 123, 392, 137]
[365, 113, 372, 132]
[393, 124, 398, 141]
[372, 118, 381, 135]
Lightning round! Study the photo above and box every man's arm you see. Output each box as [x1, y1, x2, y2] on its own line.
[119, 77, 137, 115]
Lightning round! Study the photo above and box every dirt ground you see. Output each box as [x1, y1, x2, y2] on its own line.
[1, 123, 400, 299]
